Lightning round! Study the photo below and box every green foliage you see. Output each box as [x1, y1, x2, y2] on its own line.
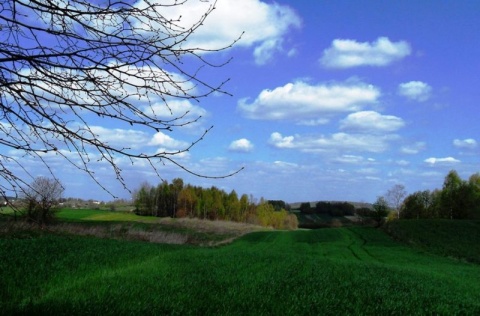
[255, 203, 297, 230]
[368, 196, 389, 227]
[133, 179, 256, 222]
[315, 201, 355, 216]
[401, 190, 440, 219]
[401, 170, 480, 220]
[299, 202, 312, 213]
[267, 200, 289, 211]
[1, 227, 480, 314]
[356, 207, 374, 217]
[131, 179, 295, 229]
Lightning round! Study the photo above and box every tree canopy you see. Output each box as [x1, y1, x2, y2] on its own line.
[132, 178, 298, 229]
[400, 170, 480, 220]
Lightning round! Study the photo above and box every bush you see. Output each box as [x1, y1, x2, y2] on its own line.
[283, 214, 299, 230]
[255, 203, 298, 230]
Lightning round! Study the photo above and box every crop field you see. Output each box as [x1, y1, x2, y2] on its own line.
[386, 219, 480, 263]
[1, 225, 479, 315]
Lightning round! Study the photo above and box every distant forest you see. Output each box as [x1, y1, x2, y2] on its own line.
[297, 201, 359, 217]
[133, 179, 298, 229]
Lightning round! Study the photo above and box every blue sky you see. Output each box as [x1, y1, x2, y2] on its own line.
[7, 0, 480, 203]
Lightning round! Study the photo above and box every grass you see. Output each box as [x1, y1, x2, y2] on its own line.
[1, 208, 264, 246]
[56, 208, 159, 222]
[1, 225, 479, 315]
[385, 219, 480, 263]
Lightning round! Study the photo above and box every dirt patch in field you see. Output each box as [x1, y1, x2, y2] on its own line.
[156, 217, 267, 234]
[0, 218, 267, 246]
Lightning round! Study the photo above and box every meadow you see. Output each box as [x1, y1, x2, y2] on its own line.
[1, 211, 480, 315]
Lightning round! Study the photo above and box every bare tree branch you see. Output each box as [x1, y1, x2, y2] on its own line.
[0, 0, 243, 199]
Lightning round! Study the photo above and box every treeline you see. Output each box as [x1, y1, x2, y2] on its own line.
[133, 178, 297, 229]
[401, 170, 480, 219]
[299, 201, 356, 216]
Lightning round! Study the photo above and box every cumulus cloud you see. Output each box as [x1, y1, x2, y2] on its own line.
[320, 37, 411, 68]
[424, 157, 461, 165]
[269, 132, 396, 153]
[238, 81, 380, 122]
[229, 138, 254, 152]
[269, 132, 295, 149]
[400, 142, 426, 154]
[453, 138, 477, 149]
[339, 111, 405, 132]
[142, 0, 301, 65]
[398, 81, 432, 102]
[148, 131, 189, 149]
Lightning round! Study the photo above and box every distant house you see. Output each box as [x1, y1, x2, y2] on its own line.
[1, 198, 17, 206]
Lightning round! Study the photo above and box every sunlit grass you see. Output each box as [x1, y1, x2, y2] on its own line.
[1, 226, 479, 314]
[56, 208, 159, 222]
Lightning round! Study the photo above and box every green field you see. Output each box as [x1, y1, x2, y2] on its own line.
[386, 219, 480, 263]
[1, 222, 479, 315]
[55, 208, 160, 222]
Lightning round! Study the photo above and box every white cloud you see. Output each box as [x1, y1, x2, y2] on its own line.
[89, 126, 149, 149]
[238, 81, 380, 122]
[340, 111, 405, 132]
[453, 138, 477, 149]
[333, 155, 376, 164]
[229, 138, 254, 153]
[424, 157, 461, 165]
[269, 132, 295, 149]
[89, 63, 199, 104]
[297, 118, 330, 126]
[398, 81, 432, 102]
[320, 37, 411, 68]
[148, 99, 208, 126]
[148, 131, 189, 150]
[253, 38, 282, 66]
[269, 132, 396, 153]
[139, 0, 301, 65]
[273, 160, 299, 169]
[396, 160, 410, 166]
[356, 168, 379, 175]
[400, 142, 426, 154]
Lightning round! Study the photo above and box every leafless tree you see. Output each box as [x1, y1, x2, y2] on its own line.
[385, 184, 407, 219]
[0, 0, 242, 200]
[23, 176, 64, 224]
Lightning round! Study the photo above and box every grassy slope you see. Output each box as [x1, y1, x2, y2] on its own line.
[385, 219, 480, 263]
[1, 226, 479, 315]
